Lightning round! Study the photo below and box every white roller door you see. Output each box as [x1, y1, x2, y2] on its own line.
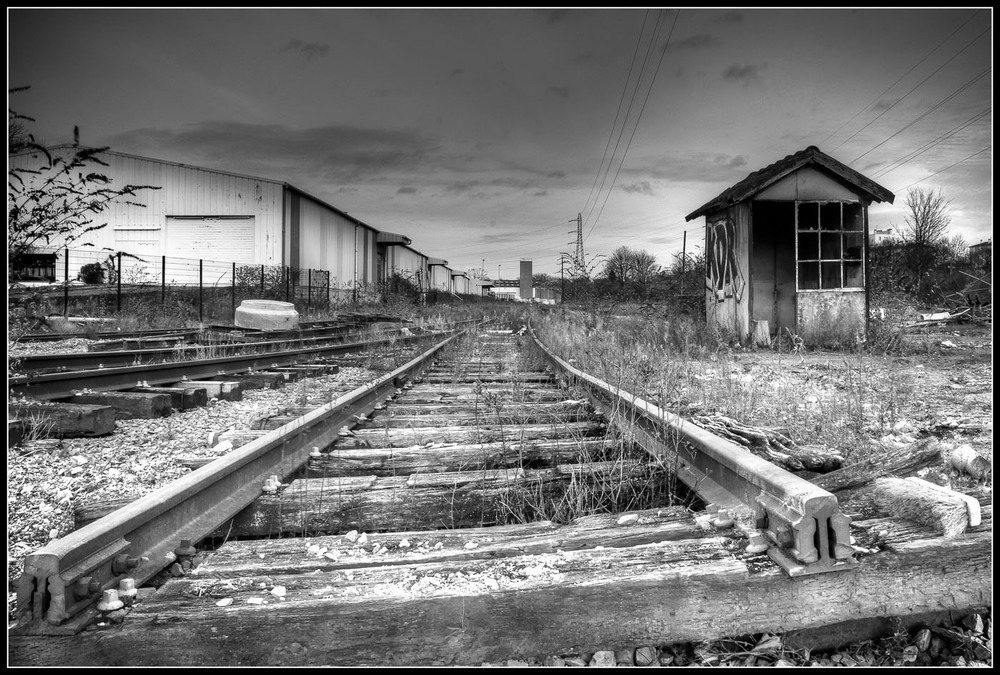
[166, 216, 256, 263]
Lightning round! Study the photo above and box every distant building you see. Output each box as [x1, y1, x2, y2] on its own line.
[685, 146, 895, 343]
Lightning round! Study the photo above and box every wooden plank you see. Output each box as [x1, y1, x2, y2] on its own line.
[65, 391, 172, 420]
[10, 402, 116, 437]
[338, 421, 606, 448]
[8, 525, 990, 666]
[305, 439, 617, 476]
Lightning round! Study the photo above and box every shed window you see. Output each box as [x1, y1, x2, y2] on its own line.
[796, 201, 864, 290]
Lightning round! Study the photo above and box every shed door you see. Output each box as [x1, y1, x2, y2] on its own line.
[166, 216, 256, 263]
[751, 202, 796, 333]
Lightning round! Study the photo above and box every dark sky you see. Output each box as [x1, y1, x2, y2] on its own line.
[8, 8, 992, 276]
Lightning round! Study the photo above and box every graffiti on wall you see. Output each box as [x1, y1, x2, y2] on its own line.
[705, 217, 744, 303]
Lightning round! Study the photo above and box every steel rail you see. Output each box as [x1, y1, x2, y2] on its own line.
[530, 332, 856, 577]
[9, 331, 454, 400]
[11, 329, 468, 636]
[14, 327, 417, 373]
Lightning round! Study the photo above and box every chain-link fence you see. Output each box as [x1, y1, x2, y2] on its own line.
[8, 247, 364, 324]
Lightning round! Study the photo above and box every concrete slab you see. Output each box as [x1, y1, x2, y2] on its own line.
[234, 299, 299, 331]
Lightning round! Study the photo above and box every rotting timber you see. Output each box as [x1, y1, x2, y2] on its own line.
[8, 327, 992, 666]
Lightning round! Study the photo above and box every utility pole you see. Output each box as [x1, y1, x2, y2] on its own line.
[560, 255, 565, 303]
[681, 230, 687, 300]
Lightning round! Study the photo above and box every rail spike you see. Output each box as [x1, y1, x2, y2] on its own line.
[530, 329, 856, 577]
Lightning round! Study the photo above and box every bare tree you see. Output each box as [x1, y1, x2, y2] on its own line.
[8, 98, 160, 280]
[898, 187, 951, 247]
[604, 246, 634, 285]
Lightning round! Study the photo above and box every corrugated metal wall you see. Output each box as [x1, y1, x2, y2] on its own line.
[294, 194, 378, 290]
[386, 246, 428, 286]
[9, 149, 285, 264]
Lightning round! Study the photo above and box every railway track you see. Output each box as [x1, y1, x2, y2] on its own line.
[8, 320, 474, 401]
[8, 325, 991, 665]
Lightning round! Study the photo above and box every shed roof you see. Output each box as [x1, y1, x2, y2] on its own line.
[427, 257, 448, 266]
[684, 146, 895, 221]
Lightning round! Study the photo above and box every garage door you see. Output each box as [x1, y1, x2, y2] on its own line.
[166, 216, 256, 264]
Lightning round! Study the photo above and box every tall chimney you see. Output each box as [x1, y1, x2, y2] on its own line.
[519, 260, 532, 301]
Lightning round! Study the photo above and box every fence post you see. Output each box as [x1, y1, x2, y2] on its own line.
[290, 268, 296, 309]
[199, 259, 204, 323]
[308, 268, 312, 313]
[260, 264, 265, 298]
[161, 256, 166, 307]
[116, 251, 122, 312]
[232, 261, 237, 324]
[285, 266, 290, 302]
[63, 247, 70, 317]
[326, 271, 330, 308]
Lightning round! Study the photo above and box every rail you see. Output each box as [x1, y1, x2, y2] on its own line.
[12, 329, 468, 635]
[529, 330, 856, 577]
[9, 331, 456, 400]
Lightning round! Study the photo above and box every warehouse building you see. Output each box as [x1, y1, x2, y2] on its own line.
[685, 145, 894, 344]
[377, 231, 429, 292]
[9, 146, 381, 295]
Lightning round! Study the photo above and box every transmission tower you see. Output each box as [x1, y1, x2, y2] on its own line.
[572, 212, 584, 276]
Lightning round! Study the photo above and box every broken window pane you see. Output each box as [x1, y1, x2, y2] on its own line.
[844, 261, 864, 287]
[798, 231, 818, 259]
[821, 261, 842, 288]
[799, 262, 819, 289]
[798, 202, 819, 230]
[843, 232, 863, 259]
[820, 202, 841, 230]
[843, 203, 863, 231]
[821, 232, 842, 259]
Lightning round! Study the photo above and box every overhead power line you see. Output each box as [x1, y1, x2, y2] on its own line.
[832, 25, 989, 153]
[851, 66, 990, 165]
[821, 10, 983, 147]
[871, 106, 991, 179]
[896, 145, 991, 192]
[584, 9, 680, 243]
[578, 10, 651, 221]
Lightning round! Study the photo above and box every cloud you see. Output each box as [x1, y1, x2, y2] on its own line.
[532, 190, 548, 197]
[397, 186, 417, 194]
[107, 121, 439, 185]
[534, 9, 572, 24]
[665, 34, 720, 51]
[871, 98, 898, 113]
[448, 68, 464, 78]
[279, 39, 330, 60]
[545, 86, 570, 99]
[714, 11, 743, 23]
[620, 181, 655, 196]
[547, 170, 566, 179]
[722, 63, 766, 86]
[634, 152, 753, 184]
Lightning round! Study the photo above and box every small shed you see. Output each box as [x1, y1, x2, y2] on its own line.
[685, 146, 894, 344]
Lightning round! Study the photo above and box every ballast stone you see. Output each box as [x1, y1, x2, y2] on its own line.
[234, 299, 300, 331]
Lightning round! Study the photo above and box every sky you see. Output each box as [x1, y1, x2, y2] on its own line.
[7, 7, 993, 278]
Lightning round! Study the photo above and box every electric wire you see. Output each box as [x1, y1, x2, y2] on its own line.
[832, 25, 989, 153]
[584, 9, 679, 243]
[896, 145, 991, 192]
[821, 10, 982, 147]
[578, 10, 651, 221]
[851, 67, 990, 164]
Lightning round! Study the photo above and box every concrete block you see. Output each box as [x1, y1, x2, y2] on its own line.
[234, 299, 299, 331]
[212, 372, 285, 390]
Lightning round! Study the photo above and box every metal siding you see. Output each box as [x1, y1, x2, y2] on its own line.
[165, 216, 256, 263]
